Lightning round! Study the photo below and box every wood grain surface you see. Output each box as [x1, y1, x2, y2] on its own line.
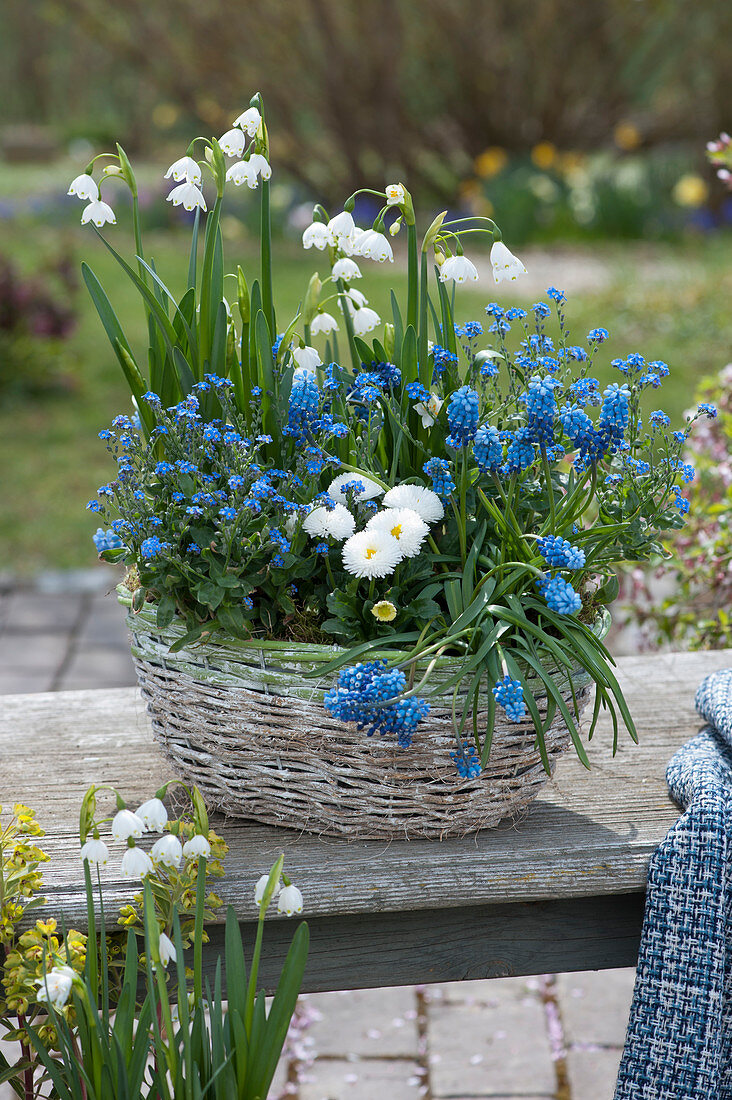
[2, 648, 729, 988]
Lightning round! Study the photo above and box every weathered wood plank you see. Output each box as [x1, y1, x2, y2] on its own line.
[1, 649, 729, 986]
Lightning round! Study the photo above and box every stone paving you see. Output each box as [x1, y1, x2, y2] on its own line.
[0, 571, 636, 1099]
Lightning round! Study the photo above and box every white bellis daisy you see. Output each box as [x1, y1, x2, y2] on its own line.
[342, 529, 402, 579]
[367, 508, 429, 558]
[383, 485, 444, 523]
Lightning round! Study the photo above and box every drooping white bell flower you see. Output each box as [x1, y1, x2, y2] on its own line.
[166, 182, 207, 212]
[327, 210, 355, 241]
[136, 797, 168, 832]
[164, 156, 201, 185]
[439, 254, 479, 285]
[383, 484, 445, 523]
[366, 507, 429, 558]
[338, 287, 369, 315]
[111, 809, 145, 842]
[353, 230, 393, 262]
[233, 106, 262, 137]
[226, 160, 259, 188]
[303, 503, 355, 541]
[328, 472, 384, 504]
[218, 128, 247, 158]
[490, 240, 527, 284]
[332, 258, 361, 282]
[68, 173, 99, 202]
[352, 306, 381, 335]
[248, 153, 272, 180]
[182, 834, 211, 859]
[292, 344, 322, 372]
[254, 873, 282, 906]
[121, 846, 154, 879]
[413, 392, 444, 428]
[36, 965, 77, 1008]
[80, 200, 116, 227]
[302, 221, 335, 250]
[310, 311, 339, 336]
[385, 183, 406, 206]
[79, 837, 110, 866]
[277, 884, 304, 916]
[342, 529, 403, 579]
[151, 834, 183, 868]
[158, 933, 177, 967]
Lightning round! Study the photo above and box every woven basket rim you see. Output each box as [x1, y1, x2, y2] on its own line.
[118, 584, 611, 677]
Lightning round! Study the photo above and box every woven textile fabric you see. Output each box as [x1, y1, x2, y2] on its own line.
[615, 667, 732, 1099]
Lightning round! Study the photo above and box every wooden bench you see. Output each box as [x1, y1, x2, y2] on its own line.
[2, 649, 730, 994]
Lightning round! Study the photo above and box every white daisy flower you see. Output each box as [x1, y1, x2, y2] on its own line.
[303, 503, 355, 541]
[439, 254, 479, 285]
[490, 241, 527, 283]
[367, 508, 429, 558]
[328, 473, 384, 504]
[68, 173, 99, 202]
[332, 258, 362, 282]
[302, 221, 335, 250]
[164, 156, 201, 185]
[342, 529, 403, 579]
[352, 306, 381, 335]
[233, 106, 261, 136]
[383, 484, 444, 523]
[327, 210, 356, 240]
[80, 200, 116, 227]
[310, 311, 339, 336]
[218, 128, 247, 158]
[166, 182, 207, 211]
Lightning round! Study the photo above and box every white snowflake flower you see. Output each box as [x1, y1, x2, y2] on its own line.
[490, 241, 527, 284]
[166, 182, 207, 211]
[332, 258, 362, 282]
[80, 200, 116, 227]
[439, 255, 479, 285]
[352, 306, 381, 335]
[164, 156, 201, 185]
[68, 173, 99, 202]
[310, 311, 339, 336]
[233, 106, 262, 137]
[302, 221, 335, 250]
[218, 128, 247, 158]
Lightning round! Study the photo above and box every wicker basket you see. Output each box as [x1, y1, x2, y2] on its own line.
[122, 592, 608, 839]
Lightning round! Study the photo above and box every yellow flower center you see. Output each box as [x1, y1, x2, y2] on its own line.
[365, 547, 377, 559]
[390, 524, 403, 539]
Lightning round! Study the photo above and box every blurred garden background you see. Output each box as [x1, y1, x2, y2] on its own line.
[2, 0, 731, 579]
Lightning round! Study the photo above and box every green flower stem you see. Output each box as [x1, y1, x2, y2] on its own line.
[451, 497, 468, 565]
[260, 179, 276, 338]
[406, 222, 418, 330]
[245, 855, 284, 1034]
[540, 445, 557, 532]
[418, 250, 430, 389]
[131, 195, 148, 289]
[336, 279, 360, 372]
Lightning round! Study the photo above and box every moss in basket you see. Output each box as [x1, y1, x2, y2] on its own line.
[74, 94, 716, 777]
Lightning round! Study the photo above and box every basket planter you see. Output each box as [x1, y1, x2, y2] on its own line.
[122, 592, 609, 839]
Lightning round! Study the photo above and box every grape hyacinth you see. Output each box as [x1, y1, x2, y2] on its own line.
[451, 742, 482, 779]
[323, 660, 429, 748]
[473, 424, 503, 471]
[536, 574, 582, 615]
[493, 676, 526, 722]
[423, 458, 456, 500]
[536, 536, 586, 570]
[446, 385, 480, 447]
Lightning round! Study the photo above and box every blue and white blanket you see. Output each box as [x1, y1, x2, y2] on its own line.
[615, 667, 732, 1099]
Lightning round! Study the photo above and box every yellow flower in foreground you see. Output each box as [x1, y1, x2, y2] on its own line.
[614, 121, 641, 151]
[531, 142, 557, 170]
[474, 147, 508, 178]
[672, 175, 709, 208]
[372, 600, 397, 623]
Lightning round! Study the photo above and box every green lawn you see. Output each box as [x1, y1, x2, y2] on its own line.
[2, 212, 731, 575]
